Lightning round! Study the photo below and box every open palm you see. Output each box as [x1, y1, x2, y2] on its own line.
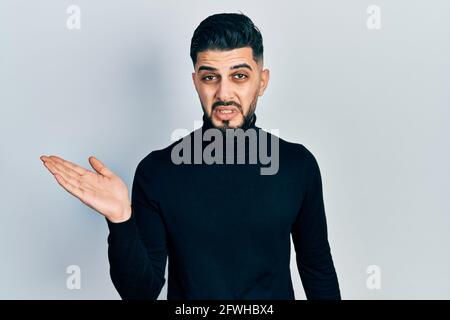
[40, 155, 131, 223]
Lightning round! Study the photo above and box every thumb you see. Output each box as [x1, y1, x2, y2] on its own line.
[89, 156, 113, 178]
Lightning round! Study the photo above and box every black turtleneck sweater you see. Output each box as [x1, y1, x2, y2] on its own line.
[105, 114, 341, 300]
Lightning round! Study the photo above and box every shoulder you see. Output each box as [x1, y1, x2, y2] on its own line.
[137, 145, 173, 172]
[260, 128, 321, 178]
[262, 128, 316, 164]
[135, 131, 193, 174]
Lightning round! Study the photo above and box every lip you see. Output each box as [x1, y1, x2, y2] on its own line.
[213, 106, 239, 121]
[215, 106, 238, 111]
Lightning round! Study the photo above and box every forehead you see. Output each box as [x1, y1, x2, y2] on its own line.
[195, 47, 258, 72]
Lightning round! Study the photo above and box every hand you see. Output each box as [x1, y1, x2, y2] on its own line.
[40, 155, 131, 223]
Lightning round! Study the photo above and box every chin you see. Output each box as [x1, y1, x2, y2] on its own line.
[213, 117, 244, 130]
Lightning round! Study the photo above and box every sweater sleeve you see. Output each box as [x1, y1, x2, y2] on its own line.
[105, 157, 167, 300]
[291, 145, 341, 300]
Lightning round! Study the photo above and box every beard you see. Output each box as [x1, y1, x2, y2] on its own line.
[201, 93, 259, 133]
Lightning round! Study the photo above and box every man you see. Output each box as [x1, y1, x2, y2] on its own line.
[40, 12, 341, 300]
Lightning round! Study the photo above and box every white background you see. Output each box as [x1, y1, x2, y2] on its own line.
[1, 0, 449, 299]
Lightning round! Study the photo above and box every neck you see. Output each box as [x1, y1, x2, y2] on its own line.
[196, 113, 260, 161]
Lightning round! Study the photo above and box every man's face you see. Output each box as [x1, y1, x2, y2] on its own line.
[192, 47, 270, 130]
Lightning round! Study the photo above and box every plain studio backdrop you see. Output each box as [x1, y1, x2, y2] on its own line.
[1, 0, 449, 299]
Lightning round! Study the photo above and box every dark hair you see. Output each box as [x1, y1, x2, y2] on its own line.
[190, 12, 264, 66]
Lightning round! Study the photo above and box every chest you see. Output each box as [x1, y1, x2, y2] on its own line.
[160, 163, 304, 245]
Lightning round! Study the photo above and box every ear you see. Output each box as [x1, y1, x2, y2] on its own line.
[258, 68, 270, 97]
[192, 72, 199, 92]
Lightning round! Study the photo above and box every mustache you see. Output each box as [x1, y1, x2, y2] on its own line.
[212, 101, 242, 112]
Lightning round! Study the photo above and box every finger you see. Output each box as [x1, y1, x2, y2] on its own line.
[89, 156, 113, 178]
[48, 155, 91, 176]
[53, 172, 85, 201]
[44, 161, 91, 191]
[42, 159, 63, 176]
[51, 159, 82, 180]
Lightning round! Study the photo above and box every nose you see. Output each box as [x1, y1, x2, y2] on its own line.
[216, 77, 235, 102]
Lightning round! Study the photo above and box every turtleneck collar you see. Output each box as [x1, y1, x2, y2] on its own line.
[195, 113, 260, 161]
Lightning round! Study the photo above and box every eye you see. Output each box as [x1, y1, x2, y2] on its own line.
[202, 75, 217, 81]
[233, 73, 248, 80]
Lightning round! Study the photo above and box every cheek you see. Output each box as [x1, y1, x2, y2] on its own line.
[238, 84, 259, 107]
[198, 86, 214, 105]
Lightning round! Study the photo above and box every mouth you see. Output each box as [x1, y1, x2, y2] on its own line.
[213, 106, 240, 121]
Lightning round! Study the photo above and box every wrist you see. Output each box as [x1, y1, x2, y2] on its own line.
[107, 205, 132, 223]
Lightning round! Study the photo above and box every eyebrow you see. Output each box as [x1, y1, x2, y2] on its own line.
[197, 63, 253, 72]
